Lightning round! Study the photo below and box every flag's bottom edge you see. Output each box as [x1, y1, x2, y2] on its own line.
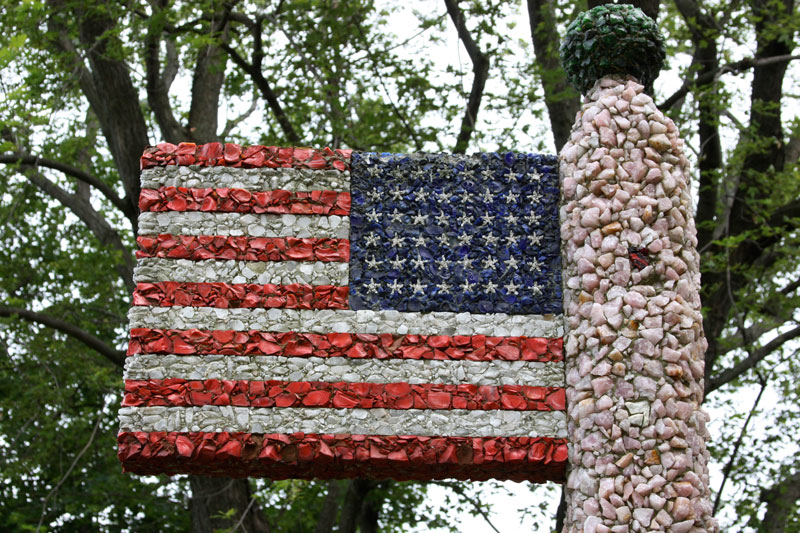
[118, 431, 567, 482]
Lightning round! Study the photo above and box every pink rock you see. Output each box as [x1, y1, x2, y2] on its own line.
[592, 377, 614, 396]
[600, 498, 617, 519]
[671, 519, 696, 533]
[624, 291, 646, 309]
[601, 127, 617, 147]
[584, 516, 602, 533]
[673, 496, 692, 521]
[581, 207, 601, 227]
[632, 507, 653, 527]
[595, 109, 612, 127]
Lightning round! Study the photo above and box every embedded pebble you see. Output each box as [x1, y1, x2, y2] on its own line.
[560, 76, 716, 532]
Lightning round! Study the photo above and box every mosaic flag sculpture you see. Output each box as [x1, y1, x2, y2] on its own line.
[118, 144, 569, 481]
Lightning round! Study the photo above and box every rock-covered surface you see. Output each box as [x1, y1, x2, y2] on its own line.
[118, 431, 569, 482]
[123, 354, 565, 386]
[141, 166, 350, 191]
[118, 405, 568, 438]
[560, 76, 717, 532]
[128, 306, 565, 338]
[138, 212, 350, 238]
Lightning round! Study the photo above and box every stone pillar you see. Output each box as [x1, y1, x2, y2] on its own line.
[558, 5, 718, 532]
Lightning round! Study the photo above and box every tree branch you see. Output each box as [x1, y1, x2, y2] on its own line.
[0, 153, 135, 223]
[526, 0, 580, 150]
[187, 7, 230, 143]
[20, 168, 135, 292]
[36, 407, 105, 533]
[713, 377, 766, 514]
[753, 469, 800, 532]
[220, 40, 302, 144]
[660, 54, 800, 111]
[144, 1, 188, 144]
[709, 325, 800, 392]
[444, 0, 489, 154]
[430, 481, 502, 533]
[0, 306, 126, 367]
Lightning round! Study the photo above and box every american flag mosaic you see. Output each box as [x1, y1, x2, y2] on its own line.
[118, 143, 568, 482]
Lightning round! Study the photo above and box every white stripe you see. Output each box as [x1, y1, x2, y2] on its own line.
[118, 405, 568, 438]
[124, 355, 565, 387]
[133, 258, 349, 285]
[128, 306, 564, 338]
[137, 212, 350, 239]
[141, 166, 349, 191]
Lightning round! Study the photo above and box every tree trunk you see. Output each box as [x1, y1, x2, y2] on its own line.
[189, 476, 270, 533]
[337, 479, 375, 533]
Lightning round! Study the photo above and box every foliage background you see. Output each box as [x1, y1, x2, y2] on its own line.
[0, 0, 798, 531]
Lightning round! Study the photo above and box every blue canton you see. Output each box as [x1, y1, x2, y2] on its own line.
[349, 152, 561, 315]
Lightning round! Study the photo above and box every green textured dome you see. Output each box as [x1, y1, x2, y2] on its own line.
[560, 4, 665, 94]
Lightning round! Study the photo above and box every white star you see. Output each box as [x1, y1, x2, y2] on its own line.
[435, 189, 450, 202]
[364, 232, 380, 247]
[506, 256, 519, 269]
[365, 256, 380, 269]
[457, 256, 473, 269]
[525, 212, 541, 225]
[389, 256, 403, 270]
[437, 233, 450, 246]
[436, 281, 451, 294]
[480, 168, 495, 181]
[481, 213, 496, 225]
[388, 279, 403, 295]
[483, 234, 500, 246]
[435, 211, 449, 226]
[527, 190, 542, 203]
[457, 213, 472, 227]
[364, 278, 380, 294]
[435, 257, 450, 271]
[505, 281, 520, 295]
[410, 254, 425, 269]
[505, 234, 520, 246]
[366, 189, 382, 202]
[527, 170, 542, 182]
[366, 165, 382, 178]
[481, 189, 493, 203]
[528, 232, 543, 246]
[508, 172, 520, 181]
[484, 280, 498, 294]
[528, 257, 542, 273]
[390, 187, 405, 201]
[414, 189, 430, 202]
[482, 256, 498, 270]
[505, 191, 519, 203]
[412, 213, 429, 225]
[389, 209, 404, 223]
[461, 279, 476, 293]
[530, 282, 542, 295]
[389, 234, 405, 248]
[412, 235, 426, 247]
[505, 212, 519, 225]
[456, 233, 474, 245]
[410, 280, 425, 294]
[365, 209, 381, 223]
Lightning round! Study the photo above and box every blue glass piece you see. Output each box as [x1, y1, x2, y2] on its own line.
[348, 151, 562, 314]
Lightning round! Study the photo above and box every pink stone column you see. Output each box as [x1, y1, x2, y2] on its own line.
[559, 75, 718, 532]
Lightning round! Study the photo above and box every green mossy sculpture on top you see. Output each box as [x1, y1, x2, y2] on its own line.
[560, 4, 666, 95]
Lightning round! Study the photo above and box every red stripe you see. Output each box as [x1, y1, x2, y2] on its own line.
[139, 187, 351, 215]
[122, 379, 566, 411]
[141, 143, 351, 170]
[133, 282, 348, 310]
[128, 328, 564, 362]
[118, 431, 568, 482]
[136, 235, 350, 262]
